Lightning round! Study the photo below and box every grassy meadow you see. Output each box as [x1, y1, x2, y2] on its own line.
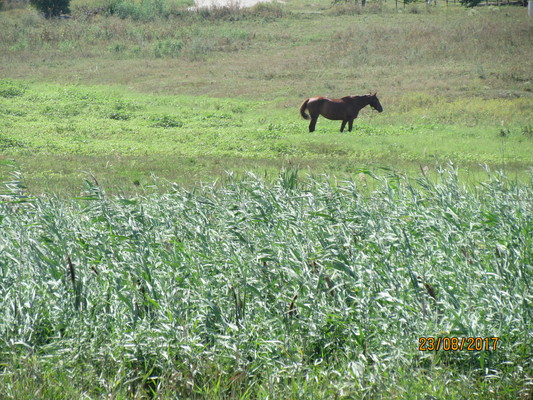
[1, 79, 531, 194]
[0, 0, 532, 398]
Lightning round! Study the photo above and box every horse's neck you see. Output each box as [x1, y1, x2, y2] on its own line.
[348, 96, 370, 109]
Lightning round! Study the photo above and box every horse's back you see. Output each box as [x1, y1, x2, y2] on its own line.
[308, 96, 328, 103]
[309, 96, 353, 102]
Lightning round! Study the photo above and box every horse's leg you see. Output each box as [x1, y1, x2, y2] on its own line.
[348, 118, 355, 132]
[309, 117, 318, 132]
[340, 120, 347, 133]
[306, 102, 320, 132]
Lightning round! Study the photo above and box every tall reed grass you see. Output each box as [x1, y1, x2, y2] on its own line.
[0, 167, 531, 398]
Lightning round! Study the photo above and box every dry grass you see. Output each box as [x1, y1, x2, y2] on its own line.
[0, 3, 531, 103]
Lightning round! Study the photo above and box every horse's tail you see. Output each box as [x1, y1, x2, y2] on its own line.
[300, 99, 310, 120]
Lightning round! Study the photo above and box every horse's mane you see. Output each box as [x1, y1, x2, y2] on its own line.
[341, 95, 366, 102]
[341, 94, 376, 101]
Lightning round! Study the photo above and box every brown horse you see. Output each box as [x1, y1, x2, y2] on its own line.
[300, 93, 383, 132]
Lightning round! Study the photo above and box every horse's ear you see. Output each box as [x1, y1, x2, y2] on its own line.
[373, 92, 377, 96]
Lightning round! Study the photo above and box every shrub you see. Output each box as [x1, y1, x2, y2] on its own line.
[30, 0, 71, 17]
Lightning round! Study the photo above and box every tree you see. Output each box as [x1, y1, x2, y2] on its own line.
[30, 0, 70, 18]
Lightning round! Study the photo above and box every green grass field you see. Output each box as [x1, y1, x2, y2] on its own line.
[0, 79, 531, 194]
[0, 0, 532, 398]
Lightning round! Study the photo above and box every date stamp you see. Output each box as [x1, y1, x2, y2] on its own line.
[419, 337, 499, 351]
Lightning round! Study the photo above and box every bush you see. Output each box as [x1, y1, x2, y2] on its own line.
[30, 0, 71, 17]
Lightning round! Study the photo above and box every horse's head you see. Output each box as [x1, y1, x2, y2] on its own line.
[368, 93, 383, 113]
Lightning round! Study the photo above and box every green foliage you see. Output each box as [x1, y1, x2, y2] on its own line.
[0, 168, 531, 397]
[150, 113, 183, 128]
[0, 80, 26, 98]
[153, 39, 184, 58]
[30, 0, 70, 17]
